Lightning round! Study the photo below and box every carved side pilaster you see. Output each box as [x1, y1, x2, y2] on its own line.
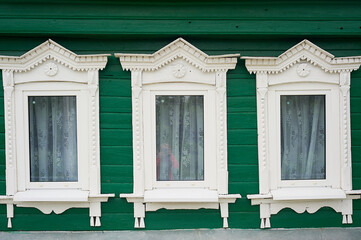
[87, 70, 100, 194]
[216, 71, 228, 194]
[3, 70, 16, 195]
[258, 88, 268, 170]
[132, 71, 143, 171]
[216, 71, 227, 171]
[340, 71, 352, 191]
[256, 72, 269, 194]
[88, 71, 99, 166]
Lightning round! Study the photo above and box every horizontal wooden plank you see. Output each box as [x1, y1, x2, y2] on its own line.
[228, 145, 258, 165]
[228, 129, 257, 145]
[227, 78, 256, 97]
[101, 165, 133, 183]
[228, 112, 257, 129]
[100, 146, 133, 165]
[0, 19, 361, 36]
[100, 97, 132, 113]
[99, 79, 131, 97]
[228, 96, 256, 113]
[100, 129, 132, 147]
[100, 113, 132, 129]
[101, 182, 133, 195]
[351, 130, 361, 146]
[1, 1, 361, 21]
[229, 165, 258, 182]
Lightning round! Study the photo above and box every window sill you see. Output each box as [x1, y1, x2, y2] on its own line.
[14, 190, 89, 202]
[247, 188, 361, 228]
[144, 188, 219, 203]
[120, 190, 241, 228]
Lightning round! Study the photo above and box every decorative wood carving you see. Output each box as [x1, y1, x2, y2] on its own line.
[0, 39, 114, 228]
[244, 39, 361, 228]
[117, 38, 240, 229]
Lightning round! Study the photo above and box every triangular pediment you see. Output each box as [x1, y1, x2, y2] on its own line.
[116, 38, 239, 72]
[0, 39, 109, 72]
[243, 39, 361, 74]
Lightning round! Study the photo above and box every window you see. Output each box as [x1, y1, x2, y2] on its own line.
[244, 40, 361, 228]
[0, 40, 114, 228]
[28, 96, 78, 183]
[116, 38, 241, 228]
[155, 95, 204, 182]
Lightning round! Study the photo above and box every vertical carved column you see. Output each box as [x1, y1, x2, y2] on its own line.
[3, 70, 16, 196]
[131, 70, 144, 194]
[88, 70, 100, 195]
[256, 72, 269, 194]
[340, 71, 352, 191]
[3, 70, 15, 227]
[216, 70, 228, 194]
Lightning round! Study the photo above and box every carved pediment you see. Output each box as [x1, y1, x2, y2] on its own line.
[243, 40, 361, 74]
[115, 38, 239, 72]
[0, 39, 109, 72]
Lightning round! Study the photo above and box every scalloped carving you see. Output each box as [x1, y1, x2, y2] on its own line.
[116, 38, 239, 72]
[243, 39, 361, 74]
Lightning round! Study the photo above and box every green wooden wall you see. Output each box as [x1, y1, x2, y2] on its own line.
[0, 0, 361, 231]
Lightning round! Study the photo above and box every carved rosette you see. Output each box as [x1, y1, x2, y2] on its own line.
[172, 64, 186, 78]
[44, 62, 58, 76]
[297, 63, 311, 77]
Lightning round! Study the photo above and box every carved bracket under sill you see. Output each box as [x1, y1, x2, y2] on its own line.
[0, 193, 114, 228]
[247, 189, 361, 229]
[120, 191, 241, 229]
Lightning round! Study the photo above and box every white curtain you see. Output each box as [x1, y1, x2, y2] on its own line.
[281, 95, 325, 180]
[29, 96, 78, 182]
[156, 95, 204, 181]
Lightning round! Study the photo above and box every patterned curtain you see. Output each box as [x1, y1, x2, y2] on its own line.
[29, 96, 78, 182]
[281, 95, 325, 180]
[156, 95, 204, 181]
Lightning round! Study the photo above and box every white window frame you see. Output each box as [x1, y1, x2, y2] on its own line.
[0, 40, 114, 228]
[146, 88, 216, 189]
[244, 40, 361, 228]
[116, 38, 241, 229]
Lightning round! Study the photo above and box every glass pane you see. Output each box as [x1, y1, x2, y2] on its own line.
[156, 95, 204, 181]
[29, 96, 78, 182]
[281, 95, 326, 180]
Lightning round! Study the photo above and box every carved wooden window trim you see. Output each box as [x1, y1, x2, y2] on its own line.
[0, 40, 114, 228]
[116, 38, 241, 229]
[243, 40, 361, 228]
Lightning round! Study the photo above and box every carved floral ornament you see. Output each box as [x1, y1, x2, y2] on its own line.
[44, 62, 58, 76]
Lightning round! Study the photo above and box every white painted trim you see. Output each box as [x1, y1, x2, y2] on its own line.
[0, 40, 114, 228]
[244, 39, 361, 229]
[117, 38, 241, 229]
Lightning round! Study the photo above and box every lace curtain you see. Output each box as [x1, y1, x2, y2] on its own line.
[156, 95, 204, 181]
[281, 95, 325, 180]
[29, 96, 78, 182]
